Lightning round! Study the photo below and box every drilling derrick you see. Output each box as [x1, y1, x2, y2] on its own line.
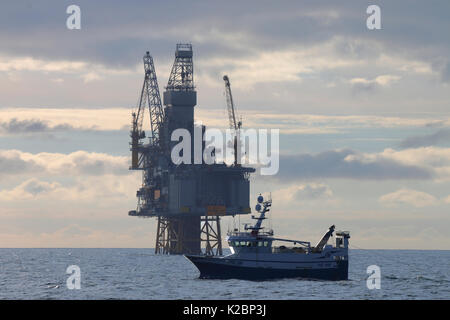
[129, 44, 255, 255]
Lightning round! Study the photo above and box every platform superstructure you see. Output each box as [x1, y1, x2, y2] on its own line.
[128, 44, 255, 255]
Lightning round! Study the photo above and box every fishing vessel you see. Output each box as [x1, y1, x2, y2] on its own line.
[185, 195, 350, 280]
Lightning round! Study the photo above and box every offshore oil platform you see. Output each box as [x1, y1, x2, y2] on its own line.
[128, 44, 255, 255]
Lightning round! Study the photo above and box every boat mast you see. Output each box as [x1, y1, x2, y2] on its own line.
[246, 195, 271, 236]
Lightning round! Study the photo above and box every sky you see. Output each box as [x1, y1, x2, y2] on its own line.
[0, 0, 449, 249]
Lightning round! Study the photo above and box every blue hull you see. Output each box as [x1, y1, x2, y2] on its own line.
[185, 255, 348, 281]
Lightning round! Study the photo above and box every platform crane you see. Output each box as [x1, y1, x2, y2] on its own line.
[223, 75, 241, 166]
[130, 51, 164, 170]
[129, 51, 165, 216]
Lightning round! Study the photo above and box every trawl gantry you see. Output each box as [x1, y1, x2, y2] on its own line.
[129, 44, 255, 255]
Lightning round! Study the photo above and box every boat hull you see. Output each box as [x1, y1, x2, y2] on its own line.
[185, 255, 348, 281]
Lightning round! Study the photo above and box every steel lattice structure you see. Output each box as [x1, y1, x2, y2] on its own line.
[129, 44, 254, 255]
[166, 44, 194, 92]
[141, 52, 164, 147]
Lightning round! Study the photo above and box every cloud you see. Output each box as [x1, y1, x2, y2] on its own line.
[197, 109, 449, 133]
[399, 128, 450, 148]
[319, 147, 450, 183]
[444, 195, 450, 204]
[20, 178, 59, 196]
[3, 142, 450, 187]
[0, 224, 154, 248]
[82, 72, 102, 83]
[1, 1, 448, 68]
[0, 1, 447, 113]
[275, 149, 433, 181]
[197, 39, 365, 88]
[0, 56, 87, 73]
[0, 175, 138, 204]
[379, 188, 438, 207]
[0, 149, 43, 175]
[272, 183, 334, 204]
[374, 147, 450, 180]
[441, 61, 450, 83]
[431, 59, 450, 84]
[265, 183, 339, 216]
[350, 74, 401, 92]
[294, 183, 333, 200]
[0, 55, 135, 78]
[0, 108, 130, 132]
[0, 118, 82, 135]
[0, 149, 129, 176]
[0, 178, 61, 200]
[2, 108, 449, 137]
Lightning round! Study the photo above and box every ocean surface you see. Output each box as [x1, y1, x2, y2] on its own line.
[0, 249, 448, 300]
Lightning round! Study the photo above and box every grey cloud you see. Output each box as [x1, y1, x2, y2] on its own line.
[399, 128, 450, 149]
[0, 1, 449, 114]
[0, 150, 129, 176]
[294, 184, 332, 200]
[0, 118, 49, 133]
[0, 1, 449, 70]
[0, 118, 95, 134]
[425, 121, 446, 128]
[273, 149, 432, 181]
[439, 62, 450, 83]
[0, 151, 43, 174]
[350, 81, 378, 93]
[430, 59, 450, 84]
[22, 179, 55, 195]
[68, 153, 127, 176]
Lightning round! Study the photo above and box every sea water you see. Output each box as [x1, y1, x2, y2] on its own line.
[0, 249, 448, 300]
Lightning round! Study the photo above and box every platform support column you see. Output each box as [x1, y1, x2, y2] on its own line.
[155, 216, 202, 254]
[201, 216, 222, 256]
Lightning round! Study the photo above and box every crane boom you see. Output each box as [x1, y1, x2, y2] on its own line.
[223, 75, 241, 133]
[130, 51, 164, 170]
[223, 75, 241, 166]
[313, 225, 335, 252]
[143, 52, 164, 146]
